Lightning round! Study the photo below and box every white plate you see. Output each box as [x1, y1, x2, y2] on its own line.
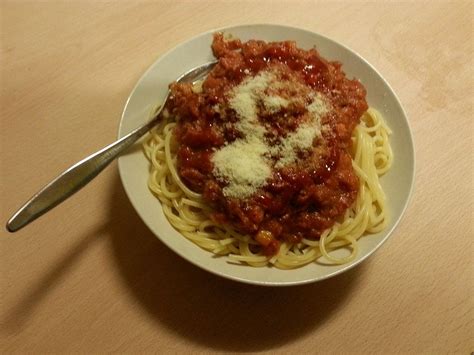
[117, 24, 415, 286]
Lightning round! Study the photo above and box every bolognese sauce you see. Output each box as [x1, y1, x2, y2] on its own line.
[165, 33, 368, 256]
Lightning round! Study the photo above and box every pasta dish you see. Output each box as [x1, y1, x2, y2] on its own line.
[143, 33, 393, 269]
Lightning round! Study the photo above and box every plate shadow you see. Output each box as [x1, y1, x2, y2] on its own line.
[108, 172, 366, 352]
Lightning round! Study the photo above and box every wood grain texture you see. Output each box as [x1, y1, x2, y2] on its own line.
[1, 1, 472, 353]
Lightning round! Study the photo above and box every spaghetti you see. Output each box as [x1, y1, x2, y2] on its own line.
[143, 107, 393, 269]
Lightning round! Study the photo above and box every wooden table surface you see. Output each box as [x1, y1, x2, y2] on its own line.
[1, 1, 472, 353]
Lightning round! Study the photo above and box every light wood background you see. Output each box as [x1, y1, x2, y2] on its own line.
[1, 1, 472, 353]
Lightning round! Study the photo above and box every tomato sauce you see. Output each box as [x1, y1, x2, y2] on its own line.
[166, 33, 367, 256]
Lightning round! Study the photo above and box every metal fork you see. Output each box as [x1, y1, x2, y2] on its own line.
[6, 61, 217, 232]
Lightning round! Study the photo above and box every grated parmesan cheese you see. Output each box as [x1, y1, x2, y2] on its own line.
[273, 122, 321, 168]
[273, 93, 329, 167]
[212, 72, 274, 198]
[212, 136, 271, 198]
[228, 71, 274, 125]
[263, 95, 289, 113]
[211, 67, 331, 199]
[308, 93, 329, 118]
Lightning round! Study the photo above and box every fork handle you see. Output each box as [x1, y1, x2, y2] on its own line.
[6, 113, 160, 232]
